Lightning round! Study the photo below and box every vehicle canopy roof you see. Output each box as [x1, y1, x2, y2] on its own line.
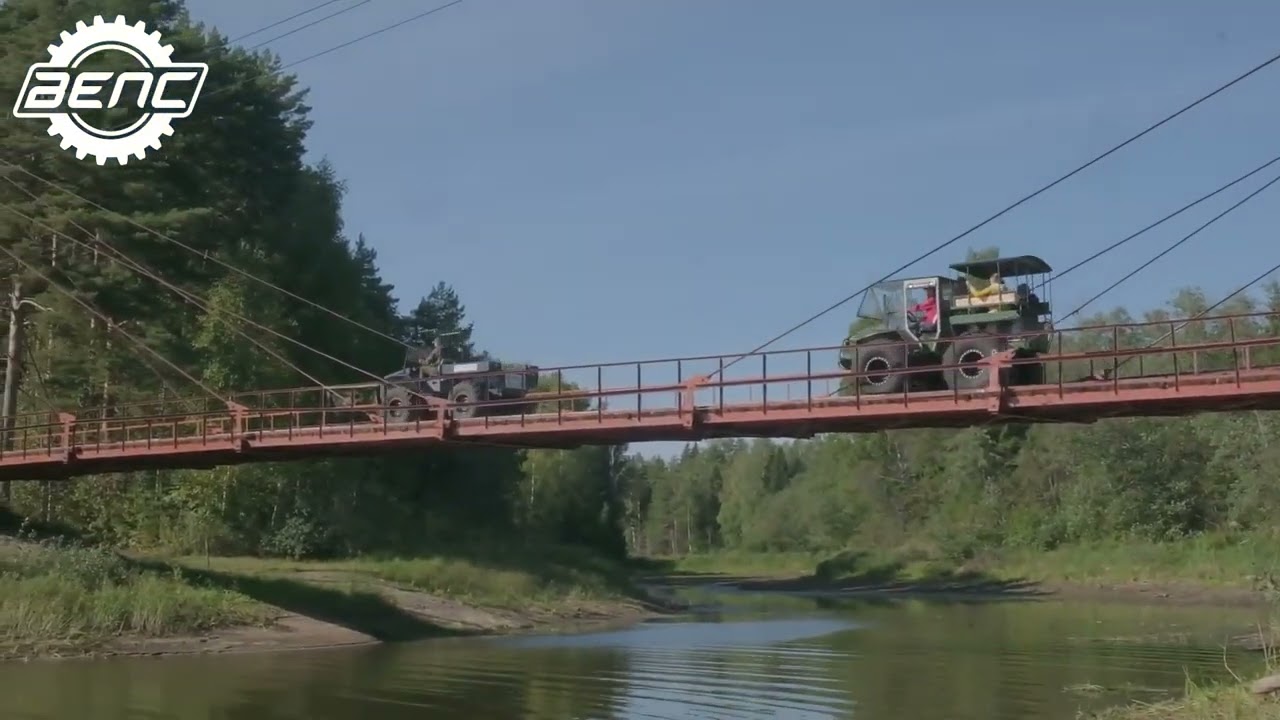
[948, 255, 1051, 278]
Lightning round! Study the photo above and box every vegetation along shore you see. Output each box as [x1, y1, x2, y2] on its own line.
[0, 521, 677, 662]
[2, 0, 1280, 714]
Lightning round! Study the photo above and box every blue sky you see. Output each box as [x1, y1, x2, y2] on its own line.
[181, 0, 1280, 455]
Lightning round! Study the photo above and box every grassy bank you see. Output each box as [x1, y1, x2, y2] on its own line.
[654, 534, 1280, 597]
[1090, 676, 1279, 719]
[160, 540, 641, 609]
[0, 538, 271, 658]
[0, 535, 664, 661]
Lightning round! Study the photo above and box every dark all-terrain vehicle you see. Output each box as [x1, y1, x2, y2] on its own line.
[837, 255, 1053, 394]
[379, 337, 541, 421]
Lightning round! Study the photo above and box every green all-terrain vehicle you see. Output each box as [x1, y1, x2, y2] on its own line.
[837, 255, 1053, 394]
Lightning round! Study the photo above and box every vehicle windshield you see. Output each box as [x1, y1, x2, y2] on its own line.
[855, 281, 906, 330]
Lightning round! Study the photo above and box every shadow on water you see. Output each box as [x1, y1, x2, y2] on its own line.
[644, 550, 1048, 603]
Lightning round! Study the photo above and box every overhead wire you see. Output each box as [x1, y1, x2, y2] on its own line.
[0, 0, 473, 416]
[254, 0, 464, 79]
[0, 245, 230, 406]
[20, 343, 59, 414]
[225, 0, 353, 45]
[1043, 152, 1280, 288]
[3, 210, 546, 452]
[821, 156, 1280, 398]
[0, 226, 201, 409]
[725, 46, 1280, 375]
[0, 1, 467, 352]
[1111, 256, 1280, 375]
[163, 0, 466, 107]
[0, 162, 414, 350]
[0, 195, 441, 404]
[824, 158, 1280, 397]
[1057, 169, 1280, 325]
[243, 1, 375, 52]
[1, 178, 333, 389]
[100, 0, 453, 132]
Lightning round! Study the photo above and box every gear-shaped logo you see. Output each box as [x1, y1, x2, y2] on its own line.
[13, 15, 208, 166]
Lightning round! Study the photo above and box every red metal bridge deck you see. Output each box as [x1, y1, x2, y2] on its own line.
[2, 313, 1278, 481]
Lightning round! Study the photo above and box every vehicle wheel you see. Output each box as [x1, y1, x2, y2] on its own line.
[383, 386, 420, 423]
[852, 339, 908, 395]
[449, 381, 482, 418]
[944, 331, 1002, 391]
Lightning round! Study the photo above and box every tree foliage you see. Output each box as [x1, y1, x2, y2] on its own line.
[0, 0, 636, 561]
[1, 2, 1275, 570]
[628, 283, 1280, 559]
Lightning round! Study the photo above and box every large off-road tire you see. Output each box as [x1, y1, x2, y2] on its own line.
[382, 386, 421, 423]
[852, 339, 908, 395]
[484, 395, 531, 416]
[943, 331, 1002, 391]
[449, 381, 483, 419]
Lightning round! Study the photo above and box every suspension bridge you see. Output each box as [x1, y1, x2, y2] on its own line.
[1, 308, 1279, 481]
[3, 15, 1280, 482]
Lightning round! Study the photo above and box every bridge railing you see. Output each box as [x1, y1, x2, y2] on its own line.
[3, 310, 1280, 459]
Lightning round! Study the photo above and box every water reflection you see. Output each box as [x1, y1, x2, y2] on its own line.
[0, 591, 1267, 720]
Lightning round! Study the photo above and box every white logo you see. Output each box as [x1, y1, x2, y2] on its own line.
[12, 15, 208, 166]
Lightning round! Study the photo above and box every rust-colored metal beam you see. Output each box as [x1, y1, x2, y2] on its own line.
[1, 311, 1279, 481]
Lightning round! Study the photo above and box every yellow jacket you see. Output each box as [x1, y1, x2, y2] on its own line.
[969, 281, 1004, 299]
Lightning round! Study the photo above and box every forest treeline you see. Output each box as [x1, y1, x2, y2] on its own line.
[630, 283, 1280, 561]
[0, 0, 634, 559]
[3, 0, 1280, 568]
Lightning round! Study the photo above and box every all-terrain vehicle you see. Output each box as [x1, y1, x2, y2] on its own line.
[837, 255, 1053, 394]
[378, 336, 541, 421]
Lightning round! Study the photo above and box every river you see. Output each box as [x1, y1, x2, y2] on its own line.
[0, 585, 1267, 719]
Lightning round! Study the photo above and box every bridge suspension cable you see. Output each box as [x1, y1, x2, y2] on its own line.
[1057, 169, 1280, 325]
[1111, 256, 1280, 376]
[727, 45, 1280, 374]
[1, 176, 336, 389]
[819, 167, 1280, 399]
[0, 159, 418, 350]
[5, 204, 332, 392]
[0, 198, 442, 406]
[0, 221, 207, 409]
[1044, 152, 1280, 288]
[0, 245, 230, 407]
[19, 343, 58, 414]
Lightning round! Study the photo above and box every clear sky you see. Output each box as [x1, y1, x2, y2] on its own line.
[182, 0, 1280, 456]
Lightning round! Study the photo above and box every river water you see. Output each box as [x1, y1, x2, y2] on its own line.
[0, 586, 1267, 719]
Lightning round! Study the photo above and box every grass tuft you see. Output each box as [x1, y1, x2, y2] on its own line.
[0, 538, 268, 653]
[1089, 678, 1279, 719]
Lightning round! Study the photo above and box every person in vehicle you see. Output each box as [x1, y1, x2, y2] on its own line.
[910, 287, 939, 333]
[967, 272, 1004, 299]
[420, 336, 445, 376]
